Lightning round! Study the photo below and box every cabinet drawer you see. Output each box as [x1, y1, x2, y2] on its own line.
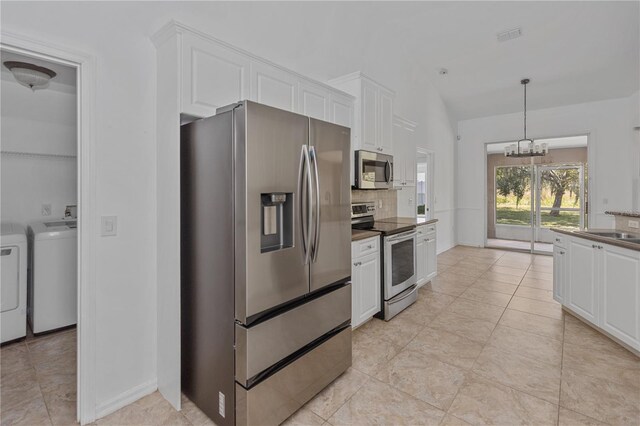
[352, 236, 379, 258]
[553, 234, 566, 248]
[419, 223, 436, 235]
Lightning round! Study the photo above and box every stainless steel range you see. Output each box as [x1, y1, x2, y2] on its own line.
[351, 202, 418, 320]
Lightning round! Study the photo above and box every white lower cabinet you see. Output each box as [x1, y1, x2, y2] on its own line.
[600, 244, 640, 346]
[554, 232, 640, 351]
[417, 223, 437, 287]
[351, 237, 381, 328]
[567, 237, 599, 323]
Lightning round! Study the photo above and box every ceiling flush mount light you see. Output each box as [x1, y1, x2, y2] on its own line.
[3, 61, 57, 91]
[505, 79, 548, 158]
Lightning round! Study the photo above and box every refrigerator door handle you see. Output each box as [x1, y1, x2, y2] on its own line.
[298, 144, 312, 264]
[310, 146, 321, 262]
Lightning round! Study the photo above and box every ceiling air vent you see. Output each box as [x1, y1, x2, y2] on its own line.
[497, 27, 522, 42]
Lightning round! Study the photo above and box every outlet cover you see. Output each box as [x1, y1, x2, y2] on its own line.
[41, 204, 51, 216]
[628, 220, 639, 229]
[101, 216, 117, 236]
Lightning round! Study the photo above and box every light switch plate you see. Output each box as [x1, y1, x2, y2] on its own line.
[41, 203, 51, 216]
[101, 216, 117, 236]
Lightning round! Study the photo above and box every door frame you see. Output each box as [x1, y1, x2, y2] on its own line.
[1, 32, 98, 424]
[483, 133, 592, 254]
[416, 148, 434, 220]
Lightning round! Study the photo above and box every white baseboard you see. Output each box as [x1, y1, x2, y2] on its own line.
[95, 379, 158, 420]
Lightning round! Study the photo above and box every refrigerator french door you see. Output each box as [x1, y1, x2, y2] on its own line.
[181, 101, 352, 426]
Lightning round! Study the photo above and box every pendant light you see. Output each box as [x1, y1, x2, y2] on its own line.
[505, 79, 548, 157]
[3, 61, 57, 91]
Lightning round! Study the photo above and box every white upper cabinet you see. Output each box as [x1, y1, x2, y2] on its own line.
[298, 81, 330, 121]
[251, 62, 297, 112]
[155, 21, 354, 123]
[180, 31, 251, 117]
[393, 116, 417, 188]
[329, 72, 395, 155]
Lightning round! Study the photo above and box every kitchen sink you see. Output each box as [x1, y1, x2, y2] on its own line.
[584, 231, 639, 239]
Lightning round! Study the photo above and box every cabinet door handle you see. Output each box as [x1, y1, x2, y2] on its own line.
[592, 244, 597, 248]
[560, 251, 565, 255]
[598, 245, 603, 249]
[366, 244, 373, 249]
[555, 238, 560, 242]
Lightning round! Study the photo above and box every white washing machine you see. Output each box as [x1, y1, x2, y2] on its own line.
[28, 219, 77, 333]
[1, 222, 28, 343]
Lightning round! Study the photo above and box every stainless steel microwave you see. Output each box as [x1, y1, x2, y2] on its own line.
[354, 150, 393, 189]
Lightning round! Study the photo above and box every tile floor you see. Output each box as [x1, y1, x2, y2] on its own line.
[2, 246, 639, 425]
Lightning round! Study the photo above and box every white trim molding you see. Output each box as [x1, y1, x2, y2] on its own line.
[1, 31, 98, 424]
[95, 379, 158, 420]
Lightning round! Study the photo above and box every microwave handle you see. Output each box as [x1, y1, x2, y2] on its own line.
[385, 160, 391, 183]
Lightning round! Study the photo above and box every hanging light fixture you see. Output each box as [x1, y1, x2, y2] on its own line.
[505, 78, 548, 157]
[3, 61, 57, 91]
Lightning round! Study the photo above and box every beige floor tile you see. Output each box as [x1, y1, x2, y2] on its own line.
[396, 299, 439, 325]
[0, 394, 53, 426]
[428, 310, 496, 344]
[97, 391, 191, 425]
[479, 271, 523, 285]
[557, 407, 608, 426]
[444, 266, 486, 279]
[456, 255, 497, 266]
[488, 265, 528, 277]
[417, 288, 458, 311]
[524, 270, 553, 281]
[563, 314, 636, 358]
[425, 279, 474, 297]
[282, 407, 326, 426]
[494, 257, 532, 269]
[520, 277, 554, 290]
[438, 414, 472, 426]
[351, 329, 402, 375]
[357, 316, 423, 348]
[560, 369, 640, 425]
[28, 331, 76, 375]
[514, 285, 555, 303]
[448, 374, 558, 426]
[472, 345, 561, 403]
[1, 343, 32, 376]
[327, 378, 445, 425]
[487, 325, 563, 366]
[471, 279, 518, 295]
[445, 298, 505, 324]
[437, 263, 452, 273]
[375, 349, 467, 410]
[508, 296, 563, 320]
[0, 367, 44, 412]
[42, 382, 77, 426]
[498, 309, 564, 341]
[437, 254, 464, 266]
[459, 287, 513, 307]
[562, 342, 640, 390]
[406, 327, 484, 370]
[528, 262, 554, 273]
[180, 394, 216, 426]
[434, 271, 478, 285]
[305, 368, 369, 420]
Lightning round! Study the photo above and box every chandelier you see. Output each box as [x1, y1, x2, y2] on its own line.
[505, 79, 548, 157]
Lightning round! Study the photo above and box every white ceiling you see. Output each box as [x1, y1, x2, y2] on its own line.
[161, 1, 639, 122]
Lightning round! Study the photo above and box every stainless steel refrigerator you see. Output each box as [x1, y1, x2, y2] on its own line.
[180, 101, 352, 426]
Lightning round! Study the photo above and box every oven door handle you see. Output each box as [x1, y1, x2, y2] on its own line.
[389, 286, 418, 304]
[385, 230, 417, 243]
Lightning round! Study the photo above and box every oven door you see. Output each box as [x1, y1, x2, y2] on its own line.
[383, 230, 417, 300]
[355, 150, 393, 189]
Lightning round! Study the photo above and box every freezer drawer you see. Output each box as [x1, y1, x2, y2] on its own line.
[236, 327, 351, 426]
[236, 284, 351, 387]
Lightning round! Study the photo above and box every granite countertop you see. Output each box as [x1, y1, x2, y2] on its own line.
[376, 217, 439, 226]
[551, 228, 640, 252]
[351, 229, 381, 242]
[605, 211, 640, 218]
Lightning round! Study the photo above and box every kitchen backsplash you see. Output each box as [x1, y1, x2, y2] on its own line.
[607, 212, 640, 234]
[351, 189, 397, 219]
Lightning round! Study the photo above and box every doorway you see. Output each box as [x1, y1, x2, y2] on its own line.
[1, 34, 96, 424]
[416, 149, 434, 220]
[486, 135, 588, 254]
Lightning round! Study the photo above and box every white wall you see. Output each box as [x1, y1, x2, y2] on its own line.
[1, 2, 457, 415]
[1, 77, 77, 224]
[456, 93, 639, 247]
